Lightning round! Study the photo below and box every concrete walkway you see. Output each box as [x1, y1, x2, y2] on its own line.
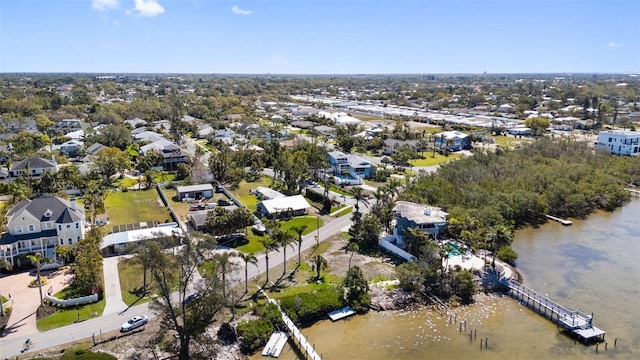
[102, 256, 128, 315]
[0, 268, 74, 340]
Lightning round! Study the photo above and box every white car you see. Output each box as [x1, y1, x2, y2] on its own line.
[120, 315, 148, 332]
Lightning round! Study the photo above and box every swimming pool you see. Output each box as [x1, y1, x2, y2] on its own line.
[335, 173, 357, 181]
[445, 241, 462, 257]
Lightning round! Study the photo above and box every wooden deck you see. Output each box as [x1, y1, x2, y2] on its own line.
[625, 188, 640, 198]
[500, 278, 605, 343]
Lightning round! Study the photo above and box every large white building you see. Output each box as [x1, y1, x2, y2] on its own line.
[0, 197, 86, 266]
[596, 130, 640, 156]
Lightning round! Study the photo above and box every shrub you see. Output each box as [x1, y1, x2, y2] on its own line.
[30, 277, 48, 287]
[497, 246, 518, 265]
[60, 347, 117, 360]
[279, 286, 345, 324]
[237, 319, 274, 354]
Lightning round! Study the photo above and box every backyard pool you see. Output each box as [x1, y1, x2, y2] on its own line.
[445, 241, 462, 257]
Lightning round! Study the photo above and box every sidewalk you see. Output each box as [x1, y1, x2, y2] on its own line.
[102, 256, 128, 315]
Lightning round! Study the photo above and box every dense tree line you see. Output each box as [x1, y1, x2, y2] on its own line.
[402, 138, 640, 254]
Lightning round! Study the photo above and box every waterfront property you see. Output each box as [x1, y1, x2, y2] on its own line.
[328, 150, 374, 184]
[391, 201, 448, 248]
[596, 130, 640, 156]
[500, 278, 606, 343]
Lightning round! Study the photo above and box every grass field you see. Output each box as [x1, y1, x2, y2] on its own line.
[491, 135, 530, 148]
[36, 284, 106, 331]
[229, 176, 273, 211]
[104, 189, 171, 229]
[236, 216, 324, 254]
[117, 258, 154, 306]
[332, 206, 353, 217]
[408, 152, 462, 167]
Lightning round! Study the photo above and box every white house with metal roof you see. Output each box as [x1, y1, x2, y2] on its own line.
[257, 195, 311, 219]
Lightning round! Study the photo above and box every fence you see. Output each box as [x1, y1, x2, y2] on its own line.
[379, 238, 416, 262]
[1, 297, 13, 311]
[45, 293, 98, 307]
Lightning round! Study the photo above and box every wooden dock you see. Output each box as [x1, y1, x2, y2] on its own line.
[262, 290, 322, 360]
[625, 188, 640, 198]
[546, 214, 573, 226]
[328, 306, 356, 321]
[500, 278, 605, 343]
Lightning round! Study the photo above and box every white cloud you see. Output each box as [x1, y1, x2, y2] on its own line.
[92, 0, 119, 11]
[231, 5, 252, 15]
[607, 42, 622, 48]
[133, 0, 165, 17]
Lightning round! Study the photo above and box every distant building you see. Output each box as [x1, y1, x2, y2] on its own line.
[1, 197, 86, 266]
[10, 157, 57, 178]
[382, 139, 418, 155]
[176, 184, 214, 200]
[392, 201, 448, 247]
[434, 131, 470, 152]
[596, 130, 640, 156]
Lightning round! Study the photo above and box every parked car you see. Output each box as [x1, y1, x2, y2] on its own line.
[183, 293, 201, 305]
[217, 198, 231, 206]
[215, 184, 224, 193]
[120, 315, 148, 332]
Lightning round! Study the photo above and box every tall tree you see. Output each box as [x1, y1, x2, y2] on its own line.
[90, 147, 131, 185]
[313, 254, 328, 280]
[26, 252, 52, 307]
[213, 252, 238, 300]
[74, 227, 104, 295]
[141, 238, 225, 360]
[239, 252, 258, 294]
[346, 242, 359, 270]
[258, 237, 278, 284]
[343, 265, 370, 313]
[350, 186, 370, 213]
[54, 244, 74, 265]
[290, 224, 308, 268]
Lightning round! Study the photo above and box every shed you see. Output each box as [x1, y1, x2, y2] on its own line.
[176, 184, 214, 200]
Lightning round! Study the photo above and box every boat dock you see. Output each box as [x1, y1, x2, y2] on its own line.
[625, 188, 640, 198]
[262, 331, 289, 358]
[546, 214, 573, 226]
[262, 290, 322, 360]
[328, 306, 356, 321]
[500, 278, 605, 343]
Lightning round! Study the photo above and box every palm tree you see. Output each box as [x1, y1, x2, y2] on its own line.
[313, 255, 328, 280]
[26, 252, 52, 307]
[346, 242, 359, 270]
[290, 224, 309, 268]
[239, 252, 258, 294]
[213, 252, 237, 299]
[350, 186, 370, 213]
[258, 237, 278, 284]
[276, 230, 295, 276]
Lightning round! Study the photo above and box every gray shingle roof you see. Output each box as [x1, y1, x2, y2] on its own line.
[6, 196, 84, 223]
[10, 157, 56, 171]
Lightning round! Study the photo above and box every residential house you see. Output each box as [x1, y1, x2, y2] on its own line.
[382, 139, 418, 155]
[0, 197, 86, 265]
[596, 130, 640, 156]
[53, 119, 89, 135]
[100, 224, 182, 255]
[125, 118, 147, 128]
[58, 140, 83, 157]
[327, 151, 374, 184]
[253, 187, 285, 201]
[392, 201, 448, 248]
[257, 195, 311, 219]
[139, 137, 192, 170]
[434, 131, 470, 152]
[176, 184, 214, 201]
[85, 142, 107, 156]
[314, 125, 337, 138]
[10, 157, 57, 178]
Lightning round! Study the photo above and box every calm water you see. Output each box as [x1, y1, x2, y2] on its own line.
[257, 199, 640, 360]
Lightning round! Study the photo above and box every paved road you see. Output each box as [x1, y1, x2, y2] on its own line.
[1, 206, 357, 358]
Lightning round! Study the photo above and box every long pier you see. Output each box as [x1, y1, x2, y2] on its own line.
[500, 278, 605, 343]
[262, 290, 322, 360]
[545, 214, 573, 226]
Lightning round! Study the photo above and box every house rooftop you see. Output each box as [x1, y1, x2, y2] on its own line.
[10, 157, 56, 171]
[393, 201, 448, 224]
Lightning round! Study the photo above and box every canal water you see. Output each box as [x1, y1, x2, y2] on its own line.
[258, 199, 639, 360]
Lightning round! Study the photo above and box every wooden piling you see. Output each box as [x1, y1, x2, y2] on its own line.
[596, 343, 599, 353]
[474, 329, 477, 339]
[614, 338, 617, 347]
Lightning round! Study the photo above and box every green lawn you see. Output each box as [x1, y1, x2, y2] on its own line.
[36, 285, 106, 331]
[104, 189, 172, 229]
[332, 206, 353, 217]
[229, 176, 273, 211]
[491, 135, 530, 149]
[236, 216, 323, 254]
[328, 184, 351, 196]
[408, 153, 462, 167]
[117, 258, 154, 306]
[112, 177, 138, 189]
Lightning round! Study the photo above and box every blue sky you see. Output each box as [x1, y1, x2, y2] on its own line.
[1, 0, 639, 74]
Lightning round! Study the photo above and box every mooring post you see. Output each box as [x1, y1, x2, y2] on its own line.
[605, 342, 608, 350]
[485, 338, 488, 348]
[614, 338, 617, 347]
[474, 329, 477, 339]
[455, 314, 457, 322]
[596, 343, 599, 353]
[459, 322, 462, 332]
[464, 320, 467, 331]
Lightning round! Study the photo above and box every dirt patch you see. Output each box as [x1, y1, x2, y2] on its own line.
[321, 235, 397, 280]
[36, 304, 57, 320]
